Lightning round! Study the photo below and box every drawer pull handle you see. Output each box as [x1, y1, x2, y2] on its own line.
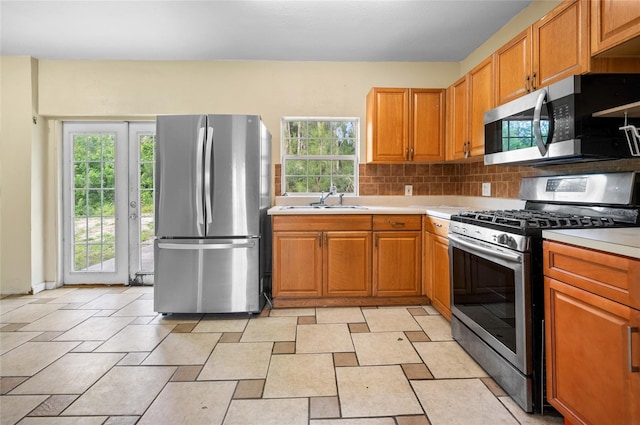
[629, 326, 639, 373]
[434, 223, 443, 227]
[388, 220, 405, 227]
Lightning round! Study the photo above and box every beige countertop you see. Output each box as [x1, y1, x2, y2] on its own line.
[542, 228, 640, 260]
[268, 195, 524, 219]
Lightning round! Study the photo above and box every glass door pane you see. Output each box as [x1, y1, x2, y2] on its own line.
[63, 123, 128, 284]
[72, 133, 116, 272]
[129, 122, 156, 284]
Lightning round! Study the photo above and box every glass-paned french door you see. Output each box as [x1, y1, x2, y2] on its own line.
[63, 122, 156, 284]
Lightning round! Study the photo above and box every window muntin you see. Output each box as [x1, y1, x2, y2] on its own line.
[281, 118, 358, 195]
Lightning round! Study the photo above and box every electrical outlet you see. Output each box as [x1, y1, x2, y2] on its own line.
[404, 185, 413, 196]
[482, 182, 491, 197]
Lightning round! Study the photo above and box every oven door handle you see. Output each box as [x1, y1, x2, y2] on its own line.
[449, 234, 522, 264]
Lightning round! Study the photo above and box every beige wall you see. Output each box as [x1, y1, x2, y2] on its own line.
[0, 0, 558, 294]
[38, 60, 460, 162]
[0, 56, 44, 295]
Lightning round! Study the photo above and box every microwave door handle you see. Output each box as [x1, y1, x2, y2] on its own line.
[533, 88, 548, 157]
[449, 234, 522, 264]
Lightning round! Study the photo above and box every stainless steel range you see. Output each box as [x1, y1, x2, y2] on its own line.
[448, 172, 640, 413]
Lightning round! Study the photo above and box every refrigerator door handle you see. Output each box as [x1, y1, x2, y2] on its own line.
[195, 118, 206, 236]
[158, 241, 256, 250]
[204, 125, 214, 233]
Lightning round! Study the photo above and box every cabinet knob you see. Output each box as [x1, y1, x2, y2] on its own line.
[405, 147, 409, 161]
[410, 147, 414, 161]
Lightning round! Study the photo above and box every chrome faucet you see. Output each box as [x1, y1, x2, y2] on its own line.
[312, 184, 337, 206]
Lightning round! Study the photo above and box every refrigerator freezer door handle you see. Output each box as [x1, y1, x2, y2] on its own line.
[204, 126, 214, 233]
[158, 241, 256, 250]
[195, 122, 206, 236]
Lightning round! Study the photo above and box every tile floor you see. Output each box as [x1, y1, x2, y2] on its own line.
[0, 286, 564, 425]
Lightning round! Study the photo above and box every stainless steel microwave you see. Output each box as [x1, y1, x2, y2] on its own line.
[484, 74, 640, 166]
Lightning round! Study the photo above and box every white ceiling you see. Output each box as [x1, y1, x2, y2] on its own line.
[1, 0, 532, 62]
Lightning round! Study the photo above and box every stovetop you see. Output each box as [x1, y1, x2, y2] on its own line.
[452, 209, 622, 234]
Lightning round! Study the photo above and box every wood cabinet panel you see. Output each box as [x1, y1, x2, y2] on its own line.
[446, 76, 469, 160]
[374, 231, 422, 296]
[273, 231, 323, 297]
[366, 87, 445, 163]
[543, 241, 640, 309]
[468, 56, 494, 157]
[411, 89, 446, 162]
[273, 214, 372, 232]
[429, 233, 452, 320]
[366, 88, 410, 163]
[424, 216, 450, 238]
[446, 56, 493, 160]
[494, 28, 532, 105]
[373, 215, 422, 231]
[533, 0, 589, 88]
[324, 231, 372, 297]
[545, 276, 639, 425]
[591, 0, 640, 56]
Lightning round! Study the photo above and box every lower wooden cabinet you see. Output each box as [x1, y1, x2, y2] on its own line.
[373, 231, 422, 296]
[424, 216, 451, 319]
[372, 215, 422, 297]
[272, 214, 425, 305]
[544, 240, 640, 425]
[272, 215, 372, 299]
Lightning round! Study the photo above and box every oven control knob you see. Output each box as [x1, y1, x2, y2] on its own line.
[497, 234, 516, 248]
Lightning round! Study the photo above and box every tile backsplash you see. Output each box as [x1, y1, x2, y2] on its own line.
[275, 158, 640, 199]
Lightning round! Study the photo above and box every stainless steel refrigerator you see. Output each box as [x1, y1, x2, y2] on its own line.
[154, 115, 271, 314]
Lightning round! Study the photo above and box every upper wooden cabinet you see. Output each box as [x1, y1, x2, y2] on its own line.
[494, 28, 532, 106]
[366, 87, 445, 163]
[533, 0, 590, 89]
[591, 0, 640, 56]
[494, 0, 589, 105]
[446, 56, 494, 160]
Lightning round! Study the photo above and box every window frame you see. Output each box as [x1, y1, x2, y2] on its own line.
[280, 116, 360, 196]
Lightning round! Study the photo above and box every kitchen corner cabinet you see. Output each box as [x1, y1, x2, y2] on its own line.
[543, 240, 640, 425]
[494, 0, 589, 105]
[366, 87, 445, 163]
[591, 0, 640, 56]
[272, 215, 372, 298]
[446, 56, 494, 160]
[373, 215, 422, 297]
[423, 216, 451, 320]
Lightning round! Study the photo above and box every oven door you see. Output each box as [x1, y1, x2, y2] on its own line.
[448, 233, 531, 374]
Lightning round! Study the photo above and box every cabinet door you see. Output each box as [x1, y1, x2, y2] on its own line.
[494, 28, 532, 105]
[446, 76, 469, 160]
[373, 231, 422, 296]
[324, 231, 372, 297]
[411, 89, 445, 162]
[545, 277, 640, 425]
[533, 0, 589, 89]
[429, 233, 451, 320]
[468, 56, 494, 157]
[273, 231, 323, 297]
[591, 0, 640, 56]
[366, 88, 410, 163]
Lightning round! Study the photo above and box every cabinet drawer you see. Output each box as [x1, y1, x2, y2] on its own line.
[273, 215, 372, 232]
[373, 215, 422, 231]
[543, 240, 640, 309]
[424, 216, 449, 237]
